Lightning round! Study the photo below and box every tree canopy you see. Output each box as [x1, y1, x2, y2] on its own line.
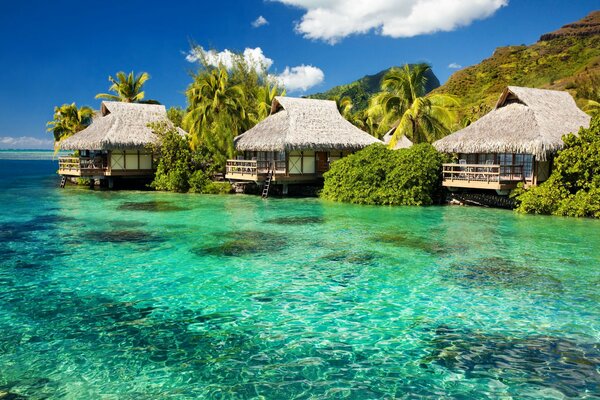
[516, 115, 600, 218]
[95, 71, 155, 103]
[46, 103, 94, 142]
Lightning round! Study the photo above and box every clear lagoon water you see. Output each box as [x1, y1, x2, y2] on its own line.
[1, 154, 599, 399]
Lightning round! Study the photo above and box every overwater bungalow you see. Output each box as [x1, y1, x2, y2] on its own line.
[58, 101, 184, 188]
[433, 86, 591, 194]
[382, 126, 413, 150]
[226, 96, 381, 191]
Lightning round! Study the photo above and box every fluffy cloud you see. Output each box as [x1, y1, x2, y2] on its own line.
[0, 136, 54, 149]
[186, 47, 274, 72]
[448, 62, 462, 69]
[271, 65, 325, 92]
[252, 15, 269, 28]
[186, 46, 324, 92]
[274, 0, 508, 43]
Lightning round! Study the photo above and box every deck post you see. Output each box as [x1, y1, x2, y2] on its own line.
[282, 183, 288, 195]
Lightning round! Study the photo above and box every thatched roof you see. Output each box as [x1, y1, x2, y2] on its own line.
[433, 86, 591, 161]
[59, 101, 185, 150]
[382, 127, 413, 150]
[234, 96, 381, 152]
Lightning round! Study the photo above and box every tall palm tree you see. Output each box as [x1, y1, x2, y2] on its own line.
[257, 80, 285, 120]
[46, 103, 94, 142]
[95, 71, 151, 103]
[370, 63, 458, 145]
[183, 67, 248, 153]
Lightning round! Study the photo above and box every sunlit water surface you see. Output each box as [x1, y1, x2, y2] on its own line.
[1, 156, 599, 399]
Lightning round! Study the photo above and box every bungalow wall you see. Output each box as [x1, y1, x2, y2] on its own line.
[110, 150, 153, 172]
[242, 150, 351, 176]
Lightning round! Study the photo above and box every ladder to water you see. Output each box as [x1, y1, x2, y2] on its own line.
[59, 176, 67, 188]
[261, 165, 274, 199]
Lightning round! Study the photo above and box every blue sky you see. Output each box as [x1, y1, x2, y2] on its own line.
[0, 0, 597, 148]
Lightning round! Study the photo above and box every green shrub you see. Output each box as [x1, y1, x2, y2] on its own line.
[321, 143, 445, 205]
[516, 115, 600, 218]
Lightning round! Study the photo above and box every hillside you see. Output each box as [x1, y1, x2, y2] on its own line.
[435, 10, 600, 122]
[308, 66, 440, 111]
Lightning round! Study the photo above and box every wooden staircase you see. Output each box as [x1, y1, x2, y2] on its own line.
[261, 164, 274, 199]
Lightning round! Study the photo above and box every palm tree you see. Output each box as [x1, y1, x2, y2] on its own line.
[183, 67, 248, 154]
[46, 103, 94, 142]
[584, 99, 600, 116]
[95, 71, 152, 103]
[257, 80, 285, 120]
[370, 63, 457, 145]
[330, 95, 353, 120]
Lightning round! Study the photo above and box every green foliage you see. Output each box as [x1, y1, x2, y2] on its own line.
[516, 116, 600, 218]
[321, 143, 445, 206]
[95, 71, 156, 103]
[369, 64, 458, 145]
[167, 106, 185, 128]
[46, 103, 94, 142]
[148, 122, 232, 194]
[183, 49, 285, 170]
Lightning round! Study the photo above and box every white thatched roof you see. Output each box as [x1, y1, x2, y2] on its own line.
[382, 127, 413, 150]
[433, 86, 590, 161]
[59, 101, 185, 150]
[234, 96, 381, 152]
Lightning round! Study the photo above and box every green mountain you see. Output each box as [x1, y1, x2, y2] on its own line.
[308, 66, 440, 111]
[435, 10, 600, 122]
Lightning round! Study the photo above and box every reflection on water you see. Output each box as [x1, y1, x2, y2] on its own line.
[1, 158, 600, 398]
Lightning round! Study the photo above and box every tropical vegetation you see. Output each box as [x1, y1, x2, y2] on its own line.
[148, 122, 231, 194]
[46, 103, 94, 142]
[182, 49, 285, 169]
[95, 71, 156, 103]
[321, 143, 446, 206]
[516, 115, 600, 218]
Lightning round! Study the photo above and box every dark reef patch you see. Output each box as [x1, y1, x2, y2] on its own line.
[118, 201, 187, 212]
[87, 229, 164, 245]
[444, 257, 562, 291]
[108, 220, 148, 229]
[265, 216, 324, 225]
[192, 231, 287, 257]
[320, 251, 377, 266]
[426, 326, 600, 397]
[374, 232, 447, 255]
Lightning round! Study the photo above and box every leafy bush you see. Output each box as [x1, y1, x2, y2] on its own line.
[149, 122, 232, 194]
[321, 143, 445, 205]
[516, 116, 600, 218]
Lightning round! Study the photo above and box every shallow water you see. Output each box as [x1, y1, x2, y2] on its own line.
[1, 157, 599, 399]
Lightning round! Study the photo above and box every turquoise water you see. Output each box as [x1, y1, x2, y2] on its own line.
[1, 157, 599, 399]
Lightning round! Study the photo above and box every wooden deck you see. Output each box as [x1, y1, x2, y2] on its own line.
[442, 163, 525, 191]
[225, 159, 322, 183]
[58, 156, 154, 177]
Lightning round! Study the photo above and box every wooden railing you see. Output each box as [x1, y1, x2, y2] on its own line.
[442, 163, 524, 183]
[226, 160, 286, 176]
[58, 156, 107, 172]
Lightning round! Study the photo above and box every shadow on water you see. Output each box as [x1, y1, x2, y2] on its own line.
[191, 231, 287, 257]
[443, 257, 563, 292]
[425, 325, 600, 397]
[117, 201, 187, 212]
[264, 216, 325, 225]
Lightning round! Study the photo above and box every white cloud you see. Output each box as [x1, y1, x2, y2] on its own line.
[0, 136, 54, 149]
[186, 46, 324, 92]
[271, 65, 325, 92]
[186, 47, 274, 73]
[273, 0, 508, 44]
[448, 62, 462, 69]
[252, 15, 269, 28]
